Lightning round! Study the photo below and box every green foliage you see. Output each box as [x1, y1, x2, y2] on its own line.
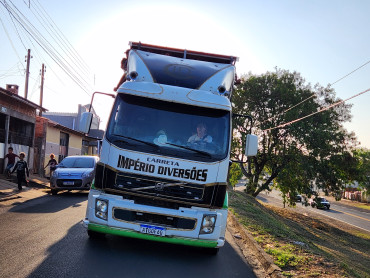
[232, 68, 358, 199]
[228, 163, 243, 187]
[353, 148, 370, 191]
[265, 245, 304, 267]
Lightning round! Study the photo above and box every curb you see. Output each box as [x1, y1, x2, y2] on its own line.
[228, 213, 283, 278]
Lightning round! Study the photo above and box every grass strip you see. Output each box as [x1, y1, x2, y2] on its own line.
[229, 190, 370, 278]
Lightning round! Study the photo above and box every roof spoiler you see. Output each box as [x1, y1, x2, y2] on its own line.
[129, 41, 238, 65]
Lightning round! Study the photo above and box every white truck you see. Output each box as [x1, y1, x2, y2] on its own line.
[80, 42, 257, 253]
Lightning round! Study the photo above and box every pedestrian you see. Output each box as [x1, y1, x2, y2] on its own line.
[4, 147, 19, 178]
[11, 152, 29, 191]
[44, 153, 58, 178]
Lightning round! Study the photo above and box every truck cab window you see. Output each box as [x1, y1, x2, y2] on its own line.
[106, 94, 230, 162]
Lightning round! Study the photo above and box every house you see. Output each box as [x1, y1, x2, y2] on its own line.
[42, 104, 104, 155]
[34, 116, 98, 177]
[0, 84, 46, 173]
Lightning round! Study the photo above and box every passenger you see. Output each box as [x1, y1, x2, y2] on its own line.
[188, 123, 212, 144]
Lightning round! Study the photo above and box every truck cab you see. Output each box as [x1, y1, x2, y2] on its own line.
[81, 42, 257, 253]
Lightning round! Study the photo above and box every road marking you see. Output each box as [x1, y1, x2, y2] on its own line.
[331, 208, 370, 222]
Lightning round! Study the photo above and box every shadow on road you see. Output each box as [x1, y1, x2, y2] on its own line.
[9, 191, 88, 214]
[27, 222, 256, 278]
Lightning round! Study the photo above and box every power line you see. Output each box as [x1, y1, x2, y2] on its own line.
[8, 0, 92, 90]
[25, 0, 91, 78]
[13, 18, 67, 87]
[330, 60, 370, 86]
[34, 0, 91, 74]
[0, 11, 25, 72]
[262, 87, 370, 132]
[29, 71, 41, 99]
[1, 1, 93, 95]
[8, 6, 27, 51]
[257, 59, 370, 129]
[1, 1, 93, 96]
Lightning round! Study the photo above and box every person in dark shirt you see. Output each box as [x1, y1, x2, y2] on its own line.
[11, 152, 29, 190]
[44, 153, 58, 178]
[5, 147, 19, 178]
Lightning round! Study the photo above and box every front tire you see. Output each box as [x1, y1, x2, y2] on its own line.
[51, 189, 58, 195]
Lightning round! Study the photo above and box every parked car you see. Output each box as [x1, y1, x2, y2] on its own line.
[296, 194, 302, 202]
[309, 197, 330, 210]
[50, 155, 99, 195]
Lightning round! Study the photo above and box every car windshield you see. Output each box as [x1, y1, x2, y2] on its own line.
[106, 94, 230, 162]
[59, 157, 95, 168]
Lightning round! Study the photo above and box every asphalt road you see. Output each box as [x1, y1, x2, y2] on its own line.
[0, 191, 256, 278]
[256, 189, 370, 232]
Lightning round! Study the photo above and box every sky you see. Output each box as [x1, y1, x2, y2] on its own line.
[1, 0, 369, 148]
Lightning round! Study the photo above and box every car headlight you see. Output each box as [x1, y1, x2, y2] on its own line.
[95, 199, 109, 220]
[52, 171, 58, 178]
[82, 171, 93, 178]
[200, 214, 217, 234]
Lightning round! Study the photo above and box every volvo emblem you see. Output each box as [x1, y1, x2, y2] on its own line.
[155, 182, 164, 191]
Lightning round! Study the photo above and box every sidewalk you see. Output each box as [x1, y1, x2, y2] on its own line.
[0, 173, 50, 202]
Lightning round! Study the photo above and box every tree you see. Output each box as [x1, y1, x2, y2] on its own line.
[231, 69, 357, 200]
[228, 162, 243, 188]
[353, 148, 370, 191]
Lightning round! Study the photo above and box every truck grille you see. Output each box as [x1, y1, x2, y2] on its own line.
[115, 174, 204, 201]
[113, 208, 197, 230]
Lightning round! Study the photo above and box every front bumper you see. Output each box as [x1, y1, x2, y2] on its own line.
[83, 219, 222, 248]
[50, 178, 93, 191]
[84, 189, 227, 248]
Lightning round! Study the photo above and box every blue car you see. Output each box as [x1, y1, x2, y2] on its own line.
[50, 155, 99, 195]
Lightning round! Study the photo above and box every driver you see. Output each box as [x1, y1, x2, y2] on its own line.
[188, 122, 212, 144]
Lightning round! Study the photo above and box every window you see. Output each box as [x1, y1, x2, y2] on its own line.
[82, 140, 89, 155]
[59, 132, 69, 162]
[106, 94, 230, 162]
[9, 117, 34, 146]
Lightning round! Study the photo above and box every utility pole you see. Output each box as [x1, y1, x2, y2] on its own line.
[24, 49, 31, 99]
[39, 63, 45, 116]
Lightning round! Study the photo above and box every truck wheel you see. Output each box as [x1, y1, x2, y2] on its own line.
[88, 230, 105, 239]
[51, 189, 58, 195]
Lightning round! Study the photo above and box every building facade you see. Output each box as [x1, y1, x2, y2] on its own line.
[35, 116, 97, 177]
[0, 85, 46, 174]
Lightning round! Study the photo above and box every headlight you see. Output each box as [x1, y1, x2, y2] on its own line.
[82, 171, 93, 178]
[95, 199, 108, 220]
[52, 171, 58, 178]
[200, 214, 217, 234]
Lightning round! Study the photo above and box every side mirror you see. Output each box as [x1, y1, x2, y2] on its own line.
[79, 112, 93, 134]
[245, 134, 258, 156]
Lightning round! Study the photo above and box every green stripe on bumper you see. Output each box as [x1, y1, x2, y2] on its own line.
[223, 192, 229, 209]
[88, 223, 218, 248]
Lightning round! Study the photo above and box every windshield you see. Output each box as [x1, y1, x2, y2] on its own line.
[59, 157, 95, 168]
[106, 94, 230, 162]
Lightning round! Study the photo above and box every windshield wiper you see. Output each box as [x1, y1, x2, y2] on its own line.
[164, 142, 212, 158]
[112, 134, 159, 148]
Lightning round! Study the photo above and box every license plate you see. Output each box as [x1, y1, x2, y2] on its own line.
[63, 181, 74, 185]
[140, 224, 166, 237]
